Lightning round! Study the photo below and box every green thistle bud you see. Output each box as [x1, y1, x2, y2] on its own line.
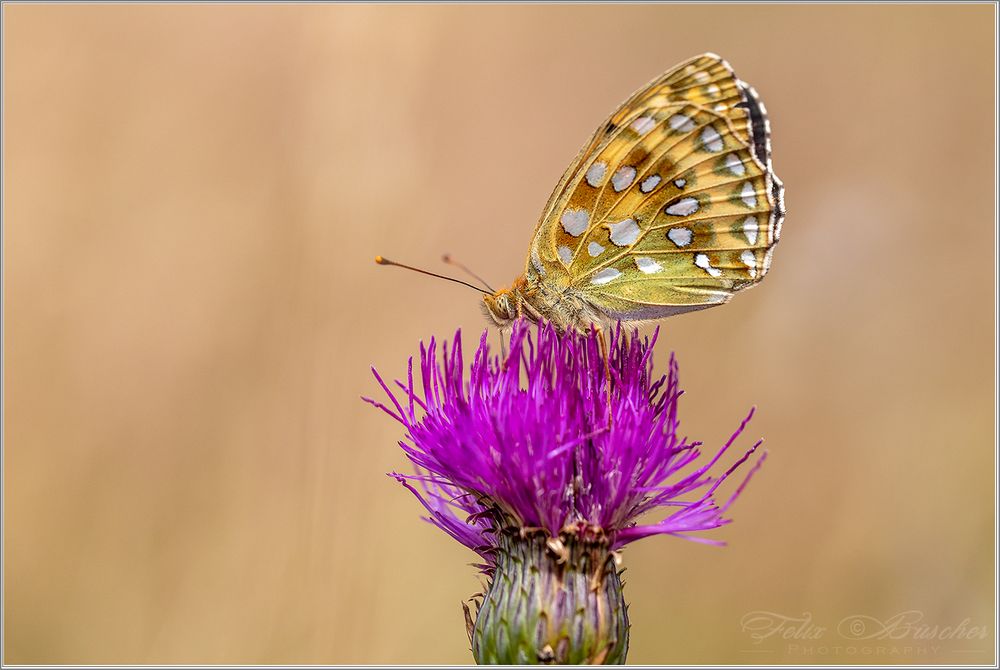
[468, 524, 629, 665]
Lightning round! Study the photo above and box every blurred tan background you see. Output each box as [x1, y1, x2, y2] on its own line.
[4, 4, 995, 665]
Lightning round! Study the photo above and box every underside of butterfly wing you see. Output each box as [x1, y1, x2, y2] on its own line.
[524, 53, 784, 324]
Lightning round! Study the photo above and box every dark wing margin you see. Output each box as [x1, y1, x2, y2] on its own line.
[736, 80, 786, 243]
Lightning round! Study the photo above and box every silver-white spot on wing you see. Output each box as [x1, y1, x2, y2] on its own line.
[741, 182, 757, 208]
[634, 256, 663, 274]
[640, 175, 661, 193]
[557, 245, 573, 265]
[724, 153, 745, 176]
[587, 241, 605, 257]
[704, 290, 728, 304]
[611, 166, 637, 193]
[630, 116, 656, 135]
[694, 253, 722, 278]
[586, 161, 608, 187]
[668, 114, 695, 132]
[742, 216, 758, 245]
[741, 249, 757, 278]
[701, 125, 723, 152]
[667, 227, 693, 247]
[590, 268, 622, 285]
[608, 218, 640, 247]
[560, 208, 590, 236]
[665, 197, 699, 217]
[531, 248, 546, 277]
[673, 178, 686, 188]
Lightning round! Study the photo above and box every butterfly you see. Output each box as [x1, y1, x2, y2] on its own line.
[480, 53, 785, 332]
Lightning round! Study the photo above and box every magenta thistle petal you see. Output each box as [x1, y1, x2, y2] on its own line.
[367, 320, 765, 560]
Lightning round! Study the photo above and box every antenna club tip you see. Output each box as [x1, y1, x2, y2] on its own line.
[374, 255, 387, 265]
[441, 253, 452, 262]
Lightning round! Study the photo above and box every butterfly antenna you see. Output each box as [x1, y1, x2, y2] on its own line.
[375, 256, 492, 295]
[441, 253, 495, 293]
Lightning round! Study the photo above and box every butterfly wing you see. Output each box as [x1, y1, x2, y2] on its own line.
[527, 53, 784, 320]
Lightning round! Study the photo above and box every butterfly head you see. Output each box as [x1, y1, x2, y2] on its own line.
[482, 288, 519, 328]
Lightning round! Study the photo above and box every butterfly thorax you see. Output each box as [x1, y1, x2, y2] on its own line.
[483, 274, 605, 332]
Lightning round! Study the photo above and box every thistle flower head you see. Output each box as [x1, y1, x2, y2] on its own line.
[369, 321, 763, 555]
[366, 320, 765, 664]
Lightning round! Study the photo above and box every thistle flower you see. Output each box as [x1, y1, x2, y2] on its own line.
[366, 321, 765, 665]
